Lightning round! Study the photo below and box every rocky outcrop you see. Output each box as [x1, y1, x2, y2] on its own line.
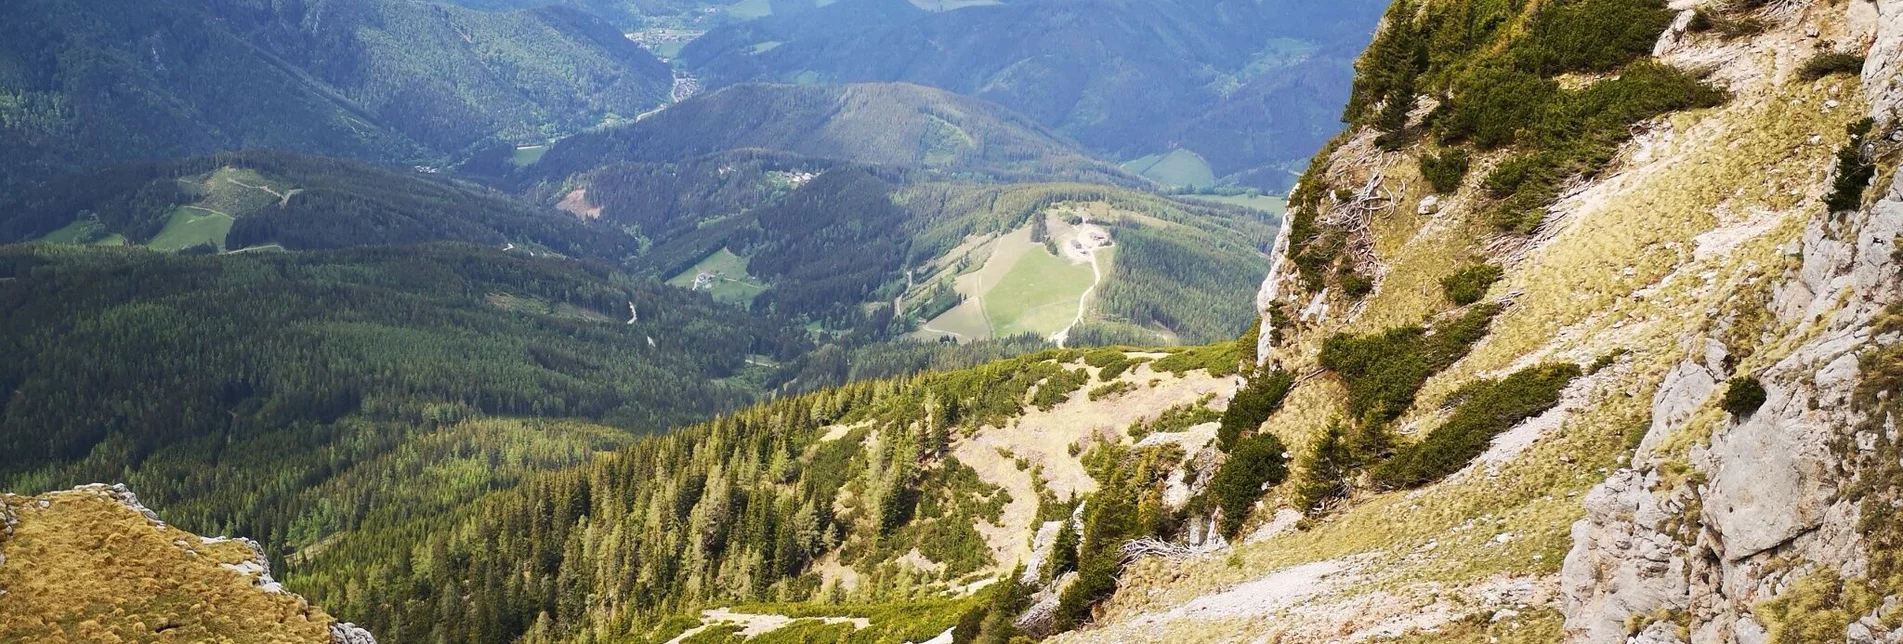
[331, 622, 380, 644]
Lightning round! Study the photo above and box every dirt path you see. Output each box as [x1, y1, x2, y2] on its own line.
[1050, 217, 1111, 347]
[224, 177, 299, 208]
[920, 323, 969, 340]
[663, 608, 869, 644]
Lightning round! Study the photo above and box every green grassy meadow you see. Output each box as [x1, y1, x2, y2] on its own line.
[983, 243, 1096, 338]
[667, 248, 769, 305]
[146, 207, 235, 251]
[37, 218, 105, 244]
[511, 145, 550, 167]
[1120, 149, 1217, 188]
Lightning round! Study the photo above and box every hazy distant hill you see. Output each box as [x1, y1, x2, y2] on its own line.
[680, 0, 1386, 190]
[0, 0, 673, 196]
[521, 82, 1137, 187]
[0, 151, 642, 259]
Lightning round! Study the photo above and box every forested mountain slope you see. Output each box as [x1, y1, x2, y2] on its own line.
[0, 151, 644, 257]
[285, 343, 1255, 644]
[680, 0, 1389, 190]
[0, 243, 808, 568]
[0, 0, 671, 197]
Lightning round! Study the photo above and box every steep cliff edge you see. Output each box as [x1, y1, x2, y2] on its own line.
[1053, 0, 1903, 641]
[0, 484, 375, 644]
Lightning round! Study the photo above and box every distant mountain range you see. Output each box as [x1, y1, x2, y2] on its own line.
[509, 82, 1137, 187]
[680, 0, 1387, 190]
[0, 0, 673, 195]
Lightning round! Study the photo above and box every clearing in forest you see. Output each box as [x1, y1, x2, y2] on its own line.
[511, 145, 549, 167]
[667, 248, 769, 305]
[915, 214, 1101, 342]
[1120, 148, 1216, 188]
[146, 206, 235, 251]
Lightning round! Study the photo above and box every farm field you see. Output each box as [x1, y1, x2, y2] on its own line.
[1119, 148, 1216, 188]
[666, 248, 768, 305]
[511, 145, 550, 167]
[146, 207, 235, 251]
[984, 241, 1097, 338]
[37, 218, 105, 244]
[915, 215, 1101, 342]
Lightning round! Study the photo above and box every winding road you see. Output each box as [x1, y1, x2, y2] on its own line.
[1050, 218, 1110, 348]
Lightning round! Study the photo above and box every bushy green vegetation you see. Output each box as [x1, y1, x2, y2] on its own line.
[1505, 0, 1674, 76]
[1152, 341, 1247, 377]
[1826, 119, 1880, 213]
[1721, 376, 1769, 417]
[1319, 304, 1501, 427]
[1292, 423, 1357, 513]
[1339, 268, 1377, 298]
[1209, 434, 1291, 538]
[1129, 398, 1222, 441]
[1053, 477, 1137, 631]
[1089, 381, 1139, 401]
[1441, 264, 1504, 305]
[1219, 370, 1297, 450]
[1686, 9, 1767, 39]
[954, 572, 1035, 644]
[1798, 52, 1867, 82]
[1420, 148, 1472, 194]
[1032, 368, 1093, 411]
[1301, 0, 1727, 269]
[1462, 62, 1726, 231]
[1370, 363, 1581, 488]
[1084, 349, 1137, 381]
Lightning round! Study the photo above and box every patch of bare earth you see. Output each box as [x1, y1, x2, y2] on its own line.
[557, 188, 603, 220]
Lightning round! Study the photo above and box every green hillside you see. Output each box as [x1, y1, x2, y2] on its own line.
[546, 154, 1275, 344]
[0, 0, 672, 197]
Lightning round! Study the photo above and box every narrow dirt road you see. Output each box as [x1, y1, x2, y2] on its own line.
[1050, 217, 1110, 348]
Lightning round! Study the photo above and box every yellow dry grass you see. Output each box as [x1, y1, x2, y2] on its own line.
[0, 489, 336, 644]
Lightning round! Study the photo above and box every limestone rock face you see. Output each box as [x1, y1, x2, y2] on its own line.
[331, 622, 380, 644]
[1561, 128, 1903, 644]
[1560, 2, 1903, 632]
